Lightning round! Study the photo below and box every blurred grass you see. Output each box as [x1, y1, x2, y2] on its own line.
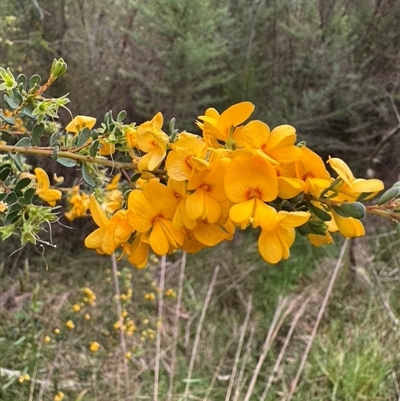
[0, 227, 399, 400]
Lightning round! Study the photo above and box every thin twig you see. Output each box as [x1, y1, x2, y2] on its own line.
[184, 265, 220, 398]
[111, 253, 130, 401]
[225, 296, 253, 401]
[286, 238, 350, 401]
[154, 254, 167, 401]
[167, 251, 187, 401]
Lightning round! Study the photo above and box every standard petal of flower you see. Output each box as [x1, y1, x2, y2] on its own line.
[218, 102, 255, 134]
[328, 157, 354, 185]
[89, 194, 109, 227]
[34, 167, 50, 191]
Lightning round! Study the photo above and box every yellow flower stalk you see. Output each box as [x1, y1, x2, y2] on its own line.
[65, 115, 96, 134]
[34, 167, 62, 206]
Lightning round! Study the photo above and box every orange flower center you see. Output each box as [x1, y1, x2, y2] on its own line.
[245, 187, 262, 199]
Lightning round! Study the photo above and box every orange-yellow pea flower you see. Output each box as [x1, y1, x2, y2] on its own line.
[166, 132, 208, 181]
[237, 121, 302, 164]
[84, 195, 134, 254]
[136, 112, 169, 171]
[186, 157, 229, 224]
[34, 167, 62, 206]
[127, 180, 184, 255]
[224, 154, 279, 229]
[196, 101, 255, 145]
[65, 115, 96, 134]
[258, 210, 310, 264]
[295, 147, 332, 199]
[327, 157, 384, 200]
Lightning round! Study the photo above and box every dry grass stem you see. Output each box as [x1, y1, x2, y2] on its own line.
[167, 251, 187, 401]
[243, 296, 289, 401]
[285, 238, 350, 401]
[225, 296, 253, 401]
[111, 253, 130, 401]
[183, 265, 220, 398]
[154, 254, 167, 401]
[261, 295, 312, 401]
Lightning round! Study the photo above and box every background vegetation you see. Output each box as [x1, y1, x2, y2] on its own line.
[1, 0, 399, 400]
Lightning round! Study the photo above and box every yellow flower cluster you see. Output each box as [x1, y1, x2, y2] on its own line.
[84, 102, 384, 266]
[82, 287, 96, 306]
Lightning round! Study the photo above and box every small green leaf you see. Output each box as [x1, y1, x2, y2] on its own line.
[57, 157, 77, 167]
[52, 145, 59, 160]
[89, 139, 99, 157]
[81, 163, 95, 186]
[1, 223, 16, 241]
[15, 177, 31, 192]
[5, 209, 21, 225]
[4, 192, 18, 203]
[49, 132, 59, 146]
[14, 154, 24, 171]
[307, 202, 332, 221]
[15, 137, 32, 147]
[31, 123, 45, 146]
[296, 224, 310, 236]
[332, 202, 366, 219]
[24, 187, 36, 203]
[3, 94, 19, 110]
[77, 127, 92, 146]
[0, 164, 11, 181]
[21, 104, 34, 119]
[17, 74, 27, 90]
[116, 110, 127, 123]
[377, 186, 400, 205]
[130, 172, 142, 182]
[29, 74, 41, 91]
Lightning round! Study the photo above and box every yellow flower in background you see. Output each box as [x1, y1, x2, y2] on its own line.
[106, 173, 121, 190]
[99, 140, 115, 156]
[103, 189, 123, 214]
[0, 201, 8, 212]
[65, 115, 96, 134]
[65, 320, 75, 330]
[258, 210, 310, 264]
[125, 126, 137, 148]
[197, 101, 255, 145]
[127, 180, 184, 255]
[136, 112, 169, 171]
[237, 121, 302, 164]
[89, 342, 100, 353]
[53, 391, 65, 401]
[34, 167, 62, 206]
[64, 188, 90, 221]
[224, 154, 279, 229]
